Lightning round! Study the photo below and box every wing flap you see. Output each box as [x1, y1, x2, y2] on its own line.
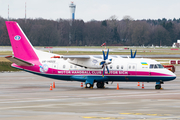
[5, 56, 34, 66]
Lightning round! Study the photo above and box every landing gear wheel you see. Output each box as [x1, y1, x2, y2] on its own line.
[155, 84, 161, 89]
[96, 82, 105, 88]
[86, 83, 91, 88]
[86, 83, 94, 88]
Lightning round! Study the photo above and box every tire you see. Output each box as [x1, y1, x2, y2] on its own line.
[86, 83, 91, 88]
[96, 82, 104, 88]
[155, 84, 161, 89]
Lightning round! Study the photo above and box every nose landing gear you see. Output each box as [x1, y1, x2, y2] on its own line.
[155, 81, 163, 89]
[155, 84, 161, 89]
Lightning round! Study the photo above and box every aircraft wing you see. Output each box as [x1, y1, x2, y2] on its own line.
[51, 55, 102, 69]
[5, 56, 34, 66]
[61, 55, 90, 60]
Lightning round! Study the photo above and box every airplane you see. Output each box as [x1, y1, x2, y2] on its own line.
[5, 21, 176, 89]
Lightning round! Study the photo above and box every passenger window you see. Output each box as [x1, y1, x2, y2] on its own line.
[150, 64, 154, 69]
[133, 66, 135, 69]
[121, 66, 123, 69]
[70, 65, 72, 68]
[110, 65, 113, 69]
[74, 65, 77, 68]
[117, 65, 119, 69]
[129, 66, 131, 69]
[63, 65, 65, 68]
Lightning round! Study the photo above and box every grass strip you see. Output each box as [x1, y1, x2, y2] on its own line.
[0, 62, 20, 72]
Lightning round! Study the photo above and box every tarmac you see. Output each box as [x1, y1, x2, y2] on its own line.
[0, 67, 180, 120]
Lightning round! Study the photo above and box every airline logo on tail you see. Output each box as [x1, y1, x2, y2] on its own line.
[14, 35, 21, 40]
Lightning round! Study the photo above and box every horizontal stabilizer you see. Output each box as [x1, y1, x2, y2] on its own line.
[5, 56, 34, 66]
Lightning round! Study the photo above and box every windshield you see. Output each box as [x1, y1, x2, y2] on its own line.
[157, 64, 164, 68]
[150, 64, 164, 69]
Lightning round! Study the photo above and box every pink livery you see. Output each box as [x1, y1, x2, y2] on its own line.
[5, 21, 176, 89]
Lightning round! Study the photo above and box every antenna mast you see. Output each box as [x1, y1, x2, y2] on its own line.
[8, 5, 9, 21]
[25, 2, 26, 23]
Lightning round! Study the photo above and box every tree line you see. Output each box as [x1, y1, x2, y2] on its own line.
[1, 16, 180, 46]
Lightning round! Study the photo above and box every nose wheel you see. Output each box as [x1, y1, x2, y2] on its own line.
[155, 81, 163, 89]
[155, 84, 161, 89]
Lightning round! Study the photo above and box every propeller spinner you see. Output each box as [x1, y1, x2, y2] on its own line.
[100, 49, 112, 77]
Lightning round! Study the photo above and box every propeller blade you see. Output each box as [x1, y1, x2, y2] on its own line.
[106, 49, 109, 60]
[133, 50, 137, 58]
[106, 65, 110, 74]
[131, 49, 133, 58]
[100, 61, 105, 65]
[102, 50, 106, 60]
[102, 66, 105, 77]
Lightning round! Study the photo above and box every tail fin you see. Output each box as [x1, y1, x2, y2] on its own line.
[5, 21, 38, 61]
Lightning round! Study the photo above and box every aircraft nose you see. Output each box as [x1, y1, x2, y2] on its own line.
[168, 70, 176, 80]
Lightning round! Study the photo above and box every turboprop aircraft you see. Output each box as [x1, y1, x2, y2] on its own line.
[5, 21, 176, 89]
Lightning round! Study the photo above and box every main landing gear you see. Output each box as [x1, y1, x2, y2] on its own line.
[155, 81, 163, 89]
[85, 82, 105, 88]
[96, 82, 105, 88]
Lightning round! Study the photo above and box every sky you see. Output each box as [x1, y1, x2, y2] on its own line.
[1, 0, 180, 22]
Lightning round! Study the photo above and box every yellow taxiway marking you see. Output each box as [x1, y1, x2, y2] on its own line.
[119, 113, 170, 116]
[82, 116, 124, 119]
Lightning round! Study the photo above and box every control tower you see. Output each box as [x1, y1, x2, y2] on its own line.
[69, 2, 76, 20]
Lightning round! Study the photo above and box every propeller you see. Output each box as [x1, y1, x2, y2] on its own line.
[130, 49, 137, 58]
[100, 49, 112, 77]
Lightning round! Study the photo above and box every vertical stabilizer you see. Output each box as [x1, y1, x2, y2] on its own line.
[5, 21, 38, 61]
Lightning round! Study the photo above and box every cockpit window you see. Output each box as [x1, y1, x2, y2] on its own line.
[157, 64, 164, 68]
[154, 64, 158, 69]
[150, 64, 154, 69]
[150, 64, 164, 69]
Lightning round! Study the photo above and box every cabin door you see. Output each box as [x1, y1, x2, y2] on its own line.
[52, 64, 58, 74]
[127, 63, 137, 75]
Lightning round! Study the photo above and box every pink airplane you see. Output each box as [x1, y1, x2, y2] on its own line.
[5, 21, 176, 89]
